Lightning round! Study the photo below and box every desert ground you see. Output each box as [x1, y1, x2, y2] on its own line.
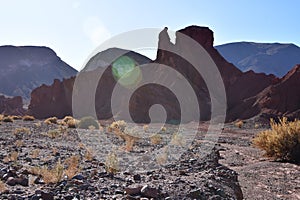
[0, 118, 299, 200]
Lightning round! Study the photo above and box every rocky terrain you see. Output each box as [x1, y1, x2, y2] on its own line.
[219, 121, 300, 200]
[216, 42, 300, 77]
[0, 118, 299, 199]
[0, 119, 244, 199]
[0, 46, 77, 101]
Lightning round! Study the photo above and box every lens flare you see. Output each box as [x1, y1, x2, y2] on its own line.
[112, 56, 142, 88]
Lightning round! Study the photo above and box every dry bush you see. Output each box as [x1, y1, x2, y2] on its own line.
[14, 140, 24, 148]
[78, 116, 99, 129]
[0, 114, 4, 121]
[156, 147, 168, 165]
[47, 129, 61, 139]
[64, 155, 81, 179]
[253, 117, 300, 163]
[63, 116, 75, 123]
[123, 127, 140, 152]
[0, 180, 7, 193]
[235, 120, 244, 128]
[31, 149, 40, 159]
[84, 148, 94, 161]
[150, 134, 162, 145]
[161, 126, 167, 132]
[105, 152, 119, 174]
[23, 115, 35, 121]
[3, 151, 19, 163]
[12, 115, 22, 120]
[109, 120, 127, 132]
[41, 161, 64, 184]
[143, 124, 149, 132]
[170, 132, 186, 146]
[2, 116, 13, 123]
[67, 119, 78, 128]
[13, 127, 31, 136]
[44, 117, 58, 125]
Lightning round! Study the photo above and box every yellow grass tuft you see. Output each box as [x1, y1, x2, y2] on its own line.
[23, 115, 35, 121]
[2, 116, 13, 123]
[253, 117, 300, 163]
[150, 134, 162, 145]
[44, 117, 58, 125]
[235, 120, 244, 128]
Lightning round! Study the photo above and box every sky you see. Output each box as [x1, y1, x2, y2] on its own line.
[0, 0, 299, 71]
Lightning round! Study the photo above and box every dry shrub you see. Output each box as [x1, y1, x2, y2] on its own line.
[160, 126, 167, 132]
[170, 132, 186, 146]
[67, 119, 78, 128]
[143, 124, 149, 132]
[150, 134, 162, 145]
[0, 180, 7, 193]
[3, 151, 18, 163]
[64, 155, 81, 179]
[0, 114, 4, 121]
[47, 129, 61, 139]
[253, 117, 300, 163]
[40, 161, 64, 184]
[235, 120, 244, 128]
[14, 127, 31, 136]
[84, 148, 94, 161]
[44, 117, 58, 125]
[31, 149, 40, 159]
[12, 115, 22, 120]
[105, 152, 119, 174]
[109, 120, 127, 132]
[156, 147, 168, 165]
[63, 116, 74, 123]
[23, 115, 35, 121]
[78, 116, 99, 129]
[15, 140, 24, 148]
[2, 116, 13, 123]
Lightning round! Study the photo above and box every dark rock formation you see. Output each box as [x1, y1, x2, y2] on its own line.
[28, 78, 74, 119]
[28, 26, 300, 122]
[0, 95, 25, 115]
[0, 45, 77, 100]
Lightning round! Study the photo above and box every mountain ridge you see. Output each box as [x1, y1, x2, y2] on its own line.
[215, 42, 300, 77]
[0, 45, 77, 100]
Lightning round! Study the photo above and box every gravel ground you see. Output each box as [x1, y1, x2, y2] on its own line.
[0, 120, 243, 199]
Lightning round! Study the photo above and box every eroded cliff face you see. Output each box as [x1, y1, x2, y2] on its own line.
[0, 95, 25, 115]
[28, 26, 299, 122]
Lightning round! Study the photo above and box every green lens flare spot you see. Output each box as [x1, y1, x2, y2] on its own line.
[112, 56, 142, 88]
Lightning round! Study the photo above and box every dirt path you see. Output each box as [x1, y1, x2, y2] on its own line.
[218, 127, 300, 200]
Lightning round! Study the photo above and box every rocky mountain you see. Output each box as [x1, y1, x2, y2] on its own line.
[28, 26, 300, 122]
[0, 46, 77, 100]
[215, 42, 300, 77]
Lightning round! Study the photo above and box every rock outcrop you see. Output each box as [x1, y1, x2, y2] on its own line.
[28, 26, 300, 122]
[0, 95, 25, 115]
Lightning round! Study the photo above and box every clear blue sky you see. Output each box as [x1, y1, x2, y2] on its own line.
[1, 0, 299, 70]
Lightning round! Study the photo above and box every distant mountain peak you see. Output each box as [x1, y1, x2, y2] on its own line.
[0, 45, 77, 100]
[216, 42, 300, 77]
